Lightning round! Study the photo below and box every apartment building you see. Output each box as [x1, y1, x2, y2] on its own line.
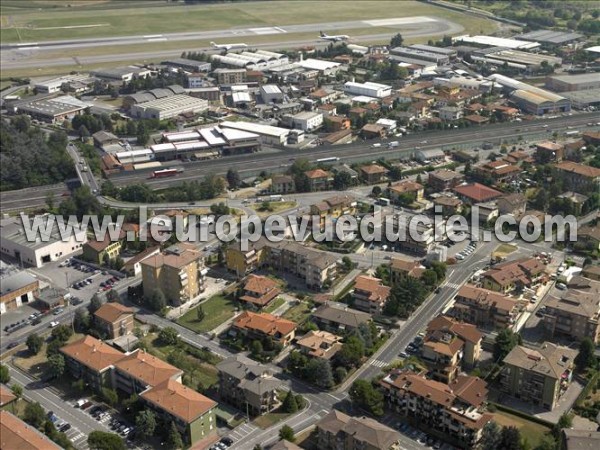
[214, 68, 246, 85]
[271, 175, 295, 194]
[61, 336, 216, 446]
[433, 196, 463, 217]
[380, 370, 492, 449]
[238, 275, 281, 310]
[481, 257, 546, 294]
[141, 243, 206, 305]
[536, 141, 565, 163]
[217, 356, 280, 416]
[453, 183, 503, 205]
[60, 335, 126, 392]
[388, 180, 424, 205]
[543, 280, 600, 343]
[231, 311, 297, 346]
[497, 193, 527, 219]
[0, 410, 62, 450]
[500, 343, 577, 410]
[93, 303, 135, 339]
[396, 217, 438, 255]
[352, 275, 391, 315]
[428, 169, 464, 191]
[421, 316, 483, 383]
[475, 160, 521, 183]
[140, 379, 217, 445]
[226, 239, 269, 277]
[389, 258, 425, 284]
[360, 164, 388, 184]
[296, 330, 342, 360]
[451, 284, 523, 330]
[316, 409, 401, 450]
[312, 303, 371, 334]
[554, 161, 600, 193]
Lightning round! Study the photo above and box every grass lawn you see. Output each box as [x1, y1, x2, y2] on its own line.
[254, 201, 297, 219]
[492, 410, 552, 448]
[264, 297, 286, 314]
[13, 332, 84, 378]
[1, 1, 495, 43]
[282, 302, 312, 325]
[177, 295, 238, 333]
[492, 243, 518, 259]
[253, 411, 293, 430]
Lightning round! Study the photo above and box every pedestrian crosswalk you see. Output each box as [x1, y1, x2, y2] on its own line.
[370, 359, 388, 368]
[444, 282, 462, 289]
[228, 422, 259, 442]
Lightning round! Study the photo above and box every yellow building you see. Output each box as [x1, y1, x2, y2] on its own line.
[82, 237, 122, 264]
[226, 239, 269, 278]
[141, 243, 205, 306]
[309, 195, 357, 226]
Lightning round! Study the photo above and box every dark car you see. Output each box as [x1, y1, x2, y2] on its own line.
[220, 437, 234, 447]
[7, 342, 18, 349]
[31, 318, 42, 326]
[59, 423, 71, 432]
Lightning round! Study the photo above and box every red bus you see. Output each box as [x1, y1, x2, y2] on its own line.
[150, 168, 183, 179]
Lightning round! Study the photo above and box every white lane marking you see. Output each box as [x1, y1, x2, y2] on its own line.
[363, 16, 437, 26]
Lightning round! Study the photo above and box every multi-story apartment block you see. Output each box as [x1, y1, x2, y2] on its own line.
[543, 279, 600, 343]
[380, 370, 492, 449]
[141, 243, 206, 305]
[316, 409, 402, 450]
[428, 169, 464, 191]
[388, 180, 424, 205]
[231, 311, 297, 346]
[451, 284, 524, 330]
[310, 195, 357, 226]
[352, 275, 391, 315]
[93, 303, 135, 339]
[0, 410, 62, 450]
[226, 239, 268, 277]
[61, 336, 215, 446]
[500, 343, 577, 410]
[421, 316, 483, 383]
[312, 303, 372, 334]
[554, 161, 600, 193]
[217, 356, 280, 416]
[481, 257, 546, 294]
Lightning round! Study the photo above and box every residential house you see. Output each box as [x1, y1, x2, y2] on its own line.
[239, 275, 281, 310]
[453, 183, 503, 205]
[309, 88, 337, 104]
[60, 335, 125, 392]
[497, 193, 528, 219]
[305, 169, 332, 191]
[536, 141, 565, 163]
[561, 429, 600, 450]
[543, 279, 600, 343]
[360, 164, 388, 184]
[348, 107, 367, 120]
[0, 410, 62, 450]
[312, 303, 371, 334]
[82, 236, 123, 265]
[388, 180, 424, 205]
[93, 303, 135, 339]
[380, 371, 492, 448]
[231, 311, 297, 346]
[482, 257, 546, 294]
[310, 195, 357, 226]
[577, 225, 600, 252]
[433, 195, 463, 217]
[315, 409, 402, 450]
[557, 192, 588, 216]
[296, 330, 342, 360]
[554, 161, 600, 193]
[318, 103, 337, 116]
[451, 284, 523, 330]
[438, 106, 463, 121]
[352, 275, 391, 315]
[464, 114, 489, 125]
[325, 115, 351, 131]
[428, 169, 464, 191]
[500, 343, 577, 410]
[217, 356, 280, 416]
[271, 175, 295, 194]
[141, 243, 206, 306]
[331, 163, 358, 182]
[323, 129, 353, 145]
[122, 246, 161, 276]
[475, 160, 521, 183]
[140, 379, 217, 445]
[421, 316, 483, 383]
[474, 201, 499, 224]
[361, 123, 386, 139]
[389, 258, 425, 284]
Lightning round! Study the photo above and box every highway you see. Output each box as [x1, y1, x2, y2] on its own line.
[106, 113, 600, 188]
[2, 16, 461, 70]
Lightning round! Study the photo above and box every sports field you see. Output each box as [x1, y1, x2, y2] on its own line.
[1, 1, 494, 43]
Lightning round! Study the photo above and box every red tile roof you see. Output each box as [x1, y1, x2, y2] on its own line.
[453, 183, 502, 203]
[115, 349, 182, 387]
[60, 335, 124, 372]
[141, 379, 216, 423]
[94, 302, 134, 324]
[233, 311, 297, 337]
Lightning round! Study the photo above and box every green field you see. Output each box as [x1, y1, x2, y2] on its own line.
[177, 294, 238, 333]
[0, 1, 495, 43]
[282, 301, 312, 325]
[492, 410, 552, 448]
[264, 297, 286, 314]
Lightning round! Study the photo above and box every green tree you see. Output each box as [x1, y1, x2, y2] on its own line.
[159, 327, 180, 346]
[282, 390, 298, 413]
[226, 169, 241, 189]
[574, 338, 596, 371]
[135, 410, 157, 438]
[553, 413, 573, 439]
[27, 334, 44, 355]
[480, 421, 502, 450]
[333, 171, 353, 190]
[421, 269, 438, 287]
[499, 426, 522, 450]
[371, 186, 382, 197]
[196, 306, 205, 322]
[349, 379, 384, 416]
[253, 445, 263, 450]
[535, 436, 558, 450]
[165, 421, 184, 450]
[493, 329, 521, 362]
[334, 366, 348, 384]
[341, 256, 354, 271]
[390, 33, 404, 48]
[336, 335, 365, 368]
[147, 288, 167, 312]
[47, 354, 65, 379]
[11, 384, 23, 399]
[136, 122, 150, 146]
[88, 294, 103, 314]
[88, 431, 126, 450]
[78, 124, 90, 140]
[51, 324, 73, 344]
[250, 340, 263, 356]
[279, 425, 296, 442]
[74, 307, 90, 333]
[102, 387, 119, 407]
[46, 340, 62, 358]
[24, 401, 46, 428]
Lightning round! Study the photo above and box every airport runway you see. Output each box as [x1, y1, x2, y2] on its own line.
[2, 16, 462, 70]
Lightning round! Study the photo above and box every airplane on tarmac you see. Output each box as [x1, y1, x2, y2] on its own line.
[319, 31, 350, 42]
[210, 41, 248, 50]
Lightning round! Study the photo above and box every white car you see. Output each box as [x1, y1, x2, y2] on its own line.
[556, 283, 567, 290]
[49, 321, 60, 328]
